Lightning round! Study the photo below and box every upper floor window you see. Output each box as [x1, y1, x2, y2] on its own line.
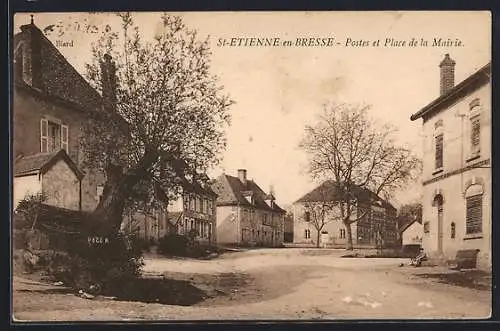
[450, 222, 456, 239]
[41, 118, 68, 154]
[470, 117, 481, 156]
[435, 133, 444, 169]
[304, 211, 311, 222]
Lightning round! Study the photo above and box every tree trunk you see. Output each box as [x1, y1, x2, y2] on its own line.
[345, 221, 354, 250]
[316, 230, 321, 248]
[91, 172, 135, 236]
[91, 149, 160, 236]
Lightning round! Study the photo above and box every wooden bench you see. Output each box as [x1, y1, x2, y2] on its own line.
[449, 249, 480, 270]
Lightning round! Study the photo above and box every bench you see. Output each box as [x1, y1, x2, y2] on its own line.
[449, 249, 480, 270]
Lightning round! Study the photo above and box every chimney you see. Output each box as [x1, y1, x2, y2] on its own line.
[237, 169, 247, 185]
[100, 53, 117, 110]
[19, 15, 43, 89]
[439, 54, 456, 96]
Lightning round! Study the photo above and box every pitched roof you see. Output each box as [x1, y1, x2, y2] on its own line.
[167, 212, 183, 226]
[410, 62, 491, 121]
[294, 180, 395, 211]
[14, 150, 84, 180]
[13, 22, 103, 113]
[399, 218, 423, 233]
[211, 174, 286, 214]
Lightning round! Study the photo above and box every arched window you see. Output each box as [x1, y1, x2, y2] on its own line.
[450, 222, 456, 239]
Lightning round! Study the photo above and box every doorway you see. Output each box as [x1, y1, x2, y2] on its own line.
[434, 194, 444, 254]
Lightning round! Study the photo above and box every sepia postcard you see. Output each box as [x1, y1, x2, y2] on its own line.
[11, 11, 492, 321]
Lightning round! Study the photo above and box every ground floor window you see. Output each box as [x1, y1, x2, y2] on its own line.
[304, 229, 311, 239]
[339, 228, 346, 239]
[466, 194, 482, 235]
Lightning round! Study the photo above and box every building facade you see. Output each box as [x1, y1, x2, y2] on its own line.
[211, 169, 286, 247]
[166, 179, 218, 245]
[410, 55, 491, 269]
[293, 181, 398, 248]
[13, 19, 110, 211]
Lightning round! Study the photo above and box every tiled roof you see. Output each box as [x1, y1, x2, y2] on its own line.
[211, 174, 285, 214]
[13, 23, 103, 113]
[410, 62, 491, 121]
[14, 149, 84, 179]
[399, 219, 423, 234]
[295, 180, 395, 211]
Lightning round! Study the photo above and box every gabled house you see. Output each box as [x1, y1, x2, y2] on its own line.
[293, 180, 397, 248]
[13, 17, 114, 211]
[13, 149, 84, 211]
[410, 55, 491, 269]
[400, 219, 423, 247]
[211, 169, 286, 247]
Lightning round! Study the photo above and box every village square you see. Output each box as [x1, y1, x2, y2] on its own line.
[11, 12, 491, 321]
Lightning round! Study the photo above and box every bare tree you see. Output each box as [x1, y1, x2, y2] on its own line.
[300, 185, 340, 248]
[82, 13, 233, 234]
[299, 103, 421, 250]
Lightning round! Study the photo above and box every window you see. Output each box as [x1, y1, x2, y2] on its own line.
[435, 133, 444, 169]
[96, 185, 104, 202]
[40, 118, 68, 153]
[189, 196, 195, 211]
[304, 211, 310, 222]
[466, 194, 482, 235]
[339, 229, 346, 239]
[200, 198, 204, 213]
[304, 229, 311, 239]
[470, 116, 480, 156]
[423, 221, 430, 233]
[450, 222, 456, 239]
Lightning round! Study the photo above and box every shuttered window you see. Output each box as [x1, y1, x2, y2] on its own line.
[435, 134, 444, 169]
[471, 117, 480, 155]
[40, 119, 48, 153]
[61, 124, 69, 153]
[466, 194, 482, 234]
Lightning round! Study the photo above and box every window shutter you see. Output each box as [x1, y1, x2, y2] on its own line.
[61, 124, 69, 153]
[40, 119, 48, 153]
[435, 134, 444, 169]
[471, 118, 480, 154]
[466, 195, 482, 234]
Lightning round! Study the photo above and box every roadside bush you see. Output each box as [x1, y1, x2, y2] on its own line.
[157, 233, 189, 256]
[42, 233, 144, 294]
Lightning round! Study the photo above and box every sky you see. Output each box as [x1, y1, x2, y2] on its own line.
[14, 11, 491, 208]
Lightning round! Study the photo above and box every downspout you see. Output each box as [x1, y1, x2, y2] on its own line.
[78, 179, 82, 211]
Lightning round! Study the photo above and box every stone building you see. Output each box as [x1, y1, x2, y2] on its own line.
[211, 169, 286, 247]
[410, 55, 491, 269]
[13, 18, 114, 211]
[13, 150, 84, 210]
[166, 176, 218, 245]
[293, 181, 397, 248]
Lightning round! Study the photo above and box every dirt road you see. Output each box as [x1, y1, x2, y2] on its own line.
[13, 248, 491, 321]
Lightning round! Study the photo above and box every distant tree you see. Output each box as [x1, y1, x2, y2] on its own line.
[83, 13, 233, 234]
[299, 103, 421, 250]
